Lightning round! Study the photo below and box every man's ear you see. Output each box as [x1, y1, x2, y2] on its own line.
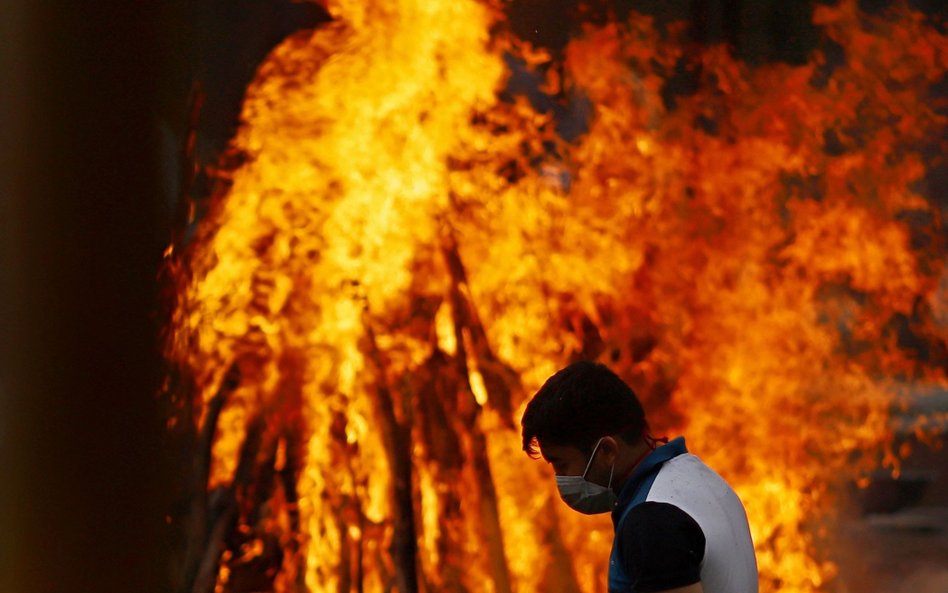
[598, 436, 619, 465]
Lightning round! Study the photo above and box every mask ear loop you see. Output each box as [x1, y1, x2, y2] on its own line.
[584, 438, 618, 489]
[581, 437, 605, 480]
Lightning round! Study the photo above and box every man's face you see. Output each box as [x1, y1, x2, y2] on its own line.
[539, 442, 587, 477]
[540, 439, 617, 487]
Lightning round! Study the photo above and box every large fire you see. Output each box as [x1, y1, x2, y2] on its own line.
[165, 1, 947, 592]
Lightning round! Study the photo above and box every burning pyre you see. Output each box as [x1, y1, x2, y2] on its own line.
[164, 1, 948, 592]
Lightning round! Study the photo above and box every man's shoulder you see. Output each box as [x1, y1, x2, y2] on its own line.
[647, 453, 749, 517]
[655, 452, 736, 491]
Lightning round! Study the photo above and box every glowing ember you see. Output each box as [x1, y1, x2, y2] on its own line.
[166, 1, 947, 592]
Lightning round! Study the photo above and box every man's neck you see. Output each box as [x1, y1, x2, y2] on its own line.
[611, 439, 652, 494]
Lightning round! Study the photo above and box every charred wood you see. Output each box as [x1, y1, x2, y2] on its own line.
[441, 237, 522, 428]
[441, 242, 514, 593]
[179, 364, 240, 593]
[414, 351, 470, 593]
[363, 312, 420, 593]
[192, 412, 266, 593]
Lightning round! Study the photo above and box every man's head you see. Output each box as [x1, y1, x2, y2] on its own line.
[521, 360, 647, 479]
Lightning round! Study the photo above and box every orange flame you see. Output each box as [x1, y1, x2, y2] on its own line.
[167, 1, 947, 592]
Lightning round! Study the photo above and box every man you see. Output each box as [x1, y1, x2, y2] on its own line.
[521, 360, 758, 593]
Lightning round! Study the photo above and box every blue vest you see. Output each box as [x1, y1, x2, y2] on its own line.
[608, 437, 689, 593]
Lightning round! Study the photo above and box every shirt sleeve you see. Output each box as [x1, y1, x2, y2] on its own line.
[616, 501, 705, 593]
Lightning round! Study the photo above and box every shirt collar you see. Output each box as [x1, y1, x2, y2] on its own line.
[612, 436, 688, 522]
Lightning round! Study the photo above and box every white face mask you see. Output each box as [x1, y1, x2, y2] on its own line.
[555, 437, 617, 514]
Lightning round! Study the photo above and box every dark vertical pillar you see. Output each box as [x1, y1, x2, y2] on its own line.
[0, 2, 172, 593]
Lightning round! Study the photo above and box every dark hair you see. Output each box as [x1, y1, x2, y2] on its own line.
[521, 360, 646, 458]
